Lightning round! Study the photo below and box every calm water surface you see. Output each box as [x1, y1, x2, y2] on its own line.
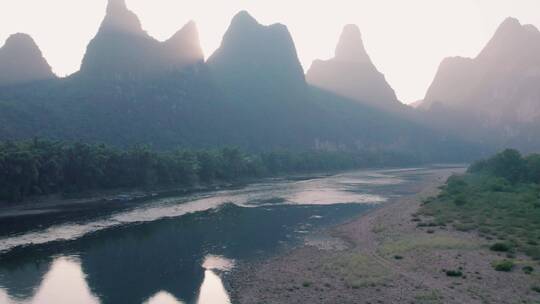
[0, 168, 434, 304]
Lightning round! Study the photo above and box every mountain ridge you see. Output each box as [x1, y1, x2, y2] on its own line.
[420, 17, 540, 151]
[78, 0, 204, 79]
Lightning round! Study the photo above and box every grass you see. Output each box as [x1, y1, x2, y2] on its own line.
[414, 290, 444, 304]
[324, 253, 390, 288]
[420, 174, 540, 260]
[379, 235, 477, 256]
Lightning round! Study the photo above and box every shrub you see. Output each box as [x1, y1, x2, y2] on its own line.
[489, 242, 512, 252]
[532, 286, 540, 293]
[492, 260, 514, 272]
[522, 266, 534, 274]
[445, 270, 463, 277]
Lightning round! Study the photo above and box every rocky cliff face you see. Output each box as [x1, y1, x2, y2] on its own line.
[306, 25, 402, 111]
[0, 33, 55, 86]
[79, 0, 204, 79]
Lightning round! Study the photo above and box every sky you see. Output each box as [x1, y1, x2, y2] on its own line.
[1, 0, 539, 104]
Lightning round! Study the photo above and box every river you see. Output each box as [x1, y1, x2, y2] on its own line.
[0, 167, 442, 304]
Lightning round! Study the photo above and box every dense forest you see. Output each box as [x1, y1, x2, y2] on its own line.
[0, 139, 420, 203]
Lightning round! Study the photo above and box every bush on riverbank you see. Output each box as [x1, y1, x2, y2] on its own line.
[0, 138, 418, 203]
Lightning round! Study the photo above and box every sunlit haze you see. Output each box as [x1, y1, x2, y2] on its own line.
[1, 0, 539, 103]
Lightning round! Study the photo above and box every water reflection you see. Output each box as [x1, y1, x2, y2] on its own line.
[145, 291, 184, 304]
[197, 271, 230, 304]
[197, 255, 234, 304]
[0, 257, 99, 304]
[0, 168, 434, 304]
[0, 170, 396, 253]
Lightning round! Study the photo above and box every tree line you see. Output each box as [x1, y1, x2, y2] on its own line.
[0, 139, 416, 203]
[468, 149, 540, 184]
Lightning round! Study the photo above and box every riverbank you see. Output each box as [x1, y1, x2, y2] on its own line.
[230, 168, 540, 303]
[0, 172, 338, 220]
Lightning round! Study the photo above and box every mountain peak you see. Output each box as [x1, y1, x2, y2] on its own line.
[101, 0, 144, 35]
[4, 33, 36, 48]
[80, 4, 202, 78]
[477, 17, 540, 62]
[107, 0, 128, 12]
[208, 11, 305, 94]
[306, 24, 401, 110]
[230, 10, 259, 27]
[335, 24, 370, 63]
[0, 33, 55, 85]
[164, 20, 205, 63]
[168, 20, 198, 43]
[498, 17, 522, 31]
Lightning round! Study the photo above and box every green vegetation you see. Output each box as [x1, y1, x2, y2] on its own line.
[414, 290, 444, 304]
[492, 260, 515, 272]
[445, 270, 463, 277]
[324, 253, 390, 288]
[0, 138, 401, 203]
[468, 149, 540, 184]
[490, 243, 512, 252]
[421, 149, 540, 260]
[522, 265, 534, 274]
[379, 235, 477, 256]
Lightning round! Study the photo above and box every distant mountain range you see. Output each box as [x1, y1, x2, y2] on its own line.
[418, 17, 540, 151]
[2, 0, 526, 161]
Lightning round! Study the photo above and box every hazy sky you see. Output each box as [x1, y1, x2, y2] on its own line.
[1, 0, 539, 103]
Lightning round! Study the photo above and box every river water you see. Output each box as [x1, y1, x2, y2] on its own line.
[0, 167, 438, 304]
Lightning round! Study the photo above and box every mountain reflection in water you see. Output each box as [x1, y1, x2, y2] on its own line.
[0, 168, 435, 304]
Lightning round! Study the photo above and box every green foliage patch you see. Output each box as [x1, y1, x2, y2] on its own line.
[420, 149, 540, 260]
[492, 260, 515, 272]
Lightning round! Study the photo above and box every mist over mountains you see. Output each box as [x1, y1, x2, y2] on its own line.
[2, 0, 537, 161]
[419, 17, 540, 151]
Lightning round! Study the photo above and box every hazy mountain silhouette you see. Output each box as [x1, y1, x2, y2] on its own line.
[0, 8, 480, 161]
[306, 25, 403, 111]
[207, 11, 306, 95]
[419, 17, 540, 150]
[79, 0, 204, 79]
[0, 33, 55, 86]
